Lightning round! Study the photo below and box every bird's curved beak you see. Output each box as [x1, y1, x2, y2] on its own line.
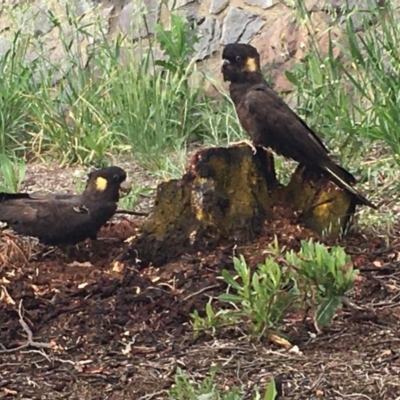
[221, 59, 231, 68]
[119, 179, 132, 198]
[221, 59, 231, 81]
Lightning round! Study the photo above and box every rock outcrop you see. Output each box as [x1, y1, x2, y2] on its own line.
[0, 0, 394, 93]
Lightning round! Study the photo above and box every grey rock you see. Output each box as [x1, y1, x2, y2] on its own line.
[306, 0, 382, 31]
[244, 0, 274, 9]
[167, 0, 195, 9]
[0, 36, 10, 59]
[45, 0, 92, 30]
[94, 5, 113, 35]
[306, 0, 381, 11]
[334, 0, 382, 32]
[15, 3, 54, 36]
[209, 0, 229, 14]
[195, 17, 221, 59]
[73, 0, 93, 15]
[327, 0, 379, 9]
[221, 7, 265, 45]
[119, 2, 134, 33]
[33, 6, 54, 37]
[177, 5, 204, 24]
[240, 16, 265, 42]
[221, 8, 249, 44]
[119, 0, 160, 39]
[95, 0, 129, 6]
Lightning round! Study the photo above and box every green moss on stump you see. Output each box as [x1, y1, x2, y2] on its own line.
[283, 165, 354, 236]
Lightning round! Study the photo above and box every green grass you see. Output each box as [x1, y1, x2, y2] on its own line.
[0, 4, 244, 177]
[289, 0, 400, 160]
[282, 0, 400, 228]
[0, 0, 399, 231]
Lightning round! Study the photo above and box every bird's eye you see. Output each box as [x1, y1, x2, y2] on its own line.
[236, 56, 242, 62]
[112, 174, 120, 182]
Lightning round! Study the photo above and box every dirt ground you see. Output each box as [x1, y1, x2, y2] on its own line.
[1, 165, 400, 400]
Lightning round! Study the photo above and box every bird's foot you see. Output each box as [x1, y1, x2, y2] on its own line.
[229, 139, 257, 155]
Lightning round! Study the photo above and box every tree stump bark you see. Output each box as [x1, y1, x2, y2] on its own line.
[129, 146, 356, 266]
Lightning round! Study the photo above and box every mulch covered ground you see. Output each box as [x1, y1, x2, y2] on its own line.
[1, 214, 400, 400]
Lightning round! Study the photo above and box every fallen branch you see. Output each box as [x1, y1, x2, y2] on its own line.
[115, 209, 150, 217]
[0, 300, 52, 353]
[183, 284, 220, 301]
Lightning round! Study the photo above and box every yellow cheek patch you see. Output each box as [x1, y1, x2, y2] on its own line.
[245, 57, 258, 72]
[95, 177, 108, 191]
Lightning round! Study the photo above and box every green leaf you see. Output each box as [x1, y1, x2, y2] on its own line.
[0, 154, 25, 192]
[264, 379, 277, 400]
[218, 293, 244, 303]
[205, 302, 215, 319]
[285, 70, 298, 85]
[316, 296, 343, 328]
[221, 269, 242, 291]
[252, 272, 261, 293]
[154, 59, 177, 73]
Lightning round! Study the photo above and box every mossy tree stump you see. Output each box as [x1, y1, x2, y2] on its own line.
[130, 146, 356, 266]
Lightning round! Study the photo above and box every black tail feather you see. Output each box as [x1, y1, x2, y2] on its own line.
[0, 193, 31, 202]
[334, 164, 357, 185]
[323, 164, 377, 210]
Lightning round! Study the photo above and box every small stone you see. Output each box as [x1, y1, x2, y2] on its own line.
[209, 0, 229, 14]
[221, 7, 265, 45]
[244, 0, 274, 9]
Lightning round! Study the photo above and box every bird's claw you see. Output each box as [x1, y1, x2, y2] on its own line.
[229, 139, 257, 155]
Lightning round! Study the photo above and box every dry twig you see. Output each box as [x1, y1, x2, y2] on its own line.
[0, 300, 52, 353]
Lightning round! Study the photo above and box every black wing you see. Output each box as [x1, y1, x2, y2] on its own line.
[238, 84, 331, 165]
[0, 197, 116, 245]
